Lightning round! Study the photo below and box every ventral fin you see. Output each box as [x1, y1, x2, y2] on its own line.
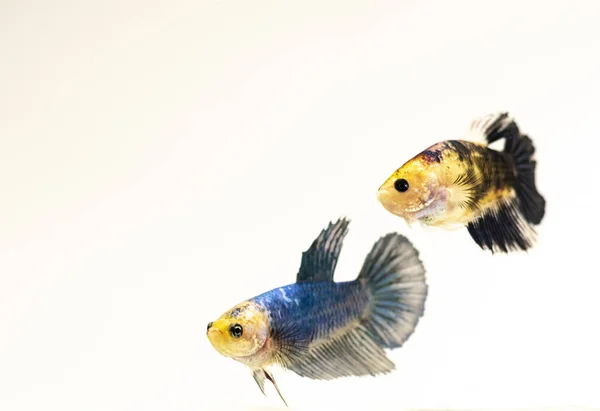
[264, 369, 288, 407]
[466, 196, 537, 253]
[252, 369, 288, 407]
[296, 217, 350, 283]
[252, 369, 267, 396]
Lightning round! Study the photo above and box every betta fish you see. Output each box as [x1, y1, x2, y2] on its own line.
[206, 218, 428, 406]
[377, 112, 546, 253]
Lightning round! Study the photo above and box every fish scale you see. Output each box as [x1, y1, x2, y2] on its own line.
[252, 281, 367, 342]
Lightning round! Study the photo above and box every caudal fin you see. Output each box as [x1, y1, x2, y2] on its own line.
[473, 112, 545, 225]
[465, 113, 546, 253]
[479, 112, 545, 225]
[504, 131, 546, 225]
[358, 233, 428, 349]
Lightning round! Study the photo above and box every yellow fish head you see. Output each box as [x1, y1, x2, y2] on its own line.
[377, 154, 441, 222]
[206, 301, 269, 359]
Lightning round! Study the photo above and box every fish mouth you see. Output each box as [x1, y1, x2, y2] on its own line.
[377, 180, 388, 192]
[206, 328, 223, 344]
[376, 188, 401, 214]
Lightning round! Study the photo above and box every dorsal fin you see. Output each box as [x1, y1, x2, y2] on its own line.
[296, 218, 350, 283]
[466, 112, 520, 145]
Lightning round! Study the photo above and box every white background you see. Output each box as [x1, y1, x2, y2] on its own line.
[1, 1, 599, 410]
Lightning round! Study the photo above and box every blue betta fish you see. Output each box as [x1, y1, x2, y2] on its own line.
[206, 218, 428, 405]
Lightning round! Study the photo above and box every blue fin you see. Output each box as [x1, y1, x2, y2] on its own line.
[271, 319, 311, 365]
[296, 218, 350, 283]
[358, 233, 428, 349]
[285, 324, 395, 380]
[284, 233, 428, 380]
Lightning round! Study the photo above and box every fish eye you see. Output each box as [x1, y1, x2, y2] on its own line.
[206, 322, 213, 332]
[229, 323, 243, 338]
[394, 178, 409, 193]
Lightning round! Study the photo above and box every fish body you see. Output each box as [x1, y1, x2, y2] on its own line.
[377, 112, 546, 253]
[206, 218, 428, 405]
[250, 281, 366, 346]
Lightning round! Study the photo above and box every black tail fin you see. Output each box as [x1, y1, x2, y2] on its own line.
[504, 132, 546, 225]
[358, 233, 428, 349]
[476, 112, 545, 225]
[465, 113, 546, 253]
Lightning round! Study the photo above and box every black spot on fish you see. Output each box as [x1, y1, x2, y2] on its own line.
[422, 149, 442, 163]
[230, 307, 243, 318]
[445, 140, 471, 162]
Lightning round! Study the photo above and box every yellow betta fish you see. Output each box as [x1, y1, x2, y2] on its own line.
[377, 112, 546, 253]
[206, 218, 427, 406]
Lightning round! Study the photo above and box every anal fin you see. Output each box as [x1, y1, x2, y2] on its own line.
[285, 324, 395, 381]
[466, 197, 537, 253]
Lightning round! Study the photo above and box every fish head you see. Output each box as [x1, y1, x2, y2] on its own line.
[377, 154, 441, 222]
[206, 301, 269, 359]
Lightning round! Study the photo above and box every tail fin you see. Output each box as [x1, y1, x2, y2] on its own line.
[504, 132, 546, 225]
[470, 112, 545, 225]
[358, 233, 428, 349]
[465, 113, 546, 253]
